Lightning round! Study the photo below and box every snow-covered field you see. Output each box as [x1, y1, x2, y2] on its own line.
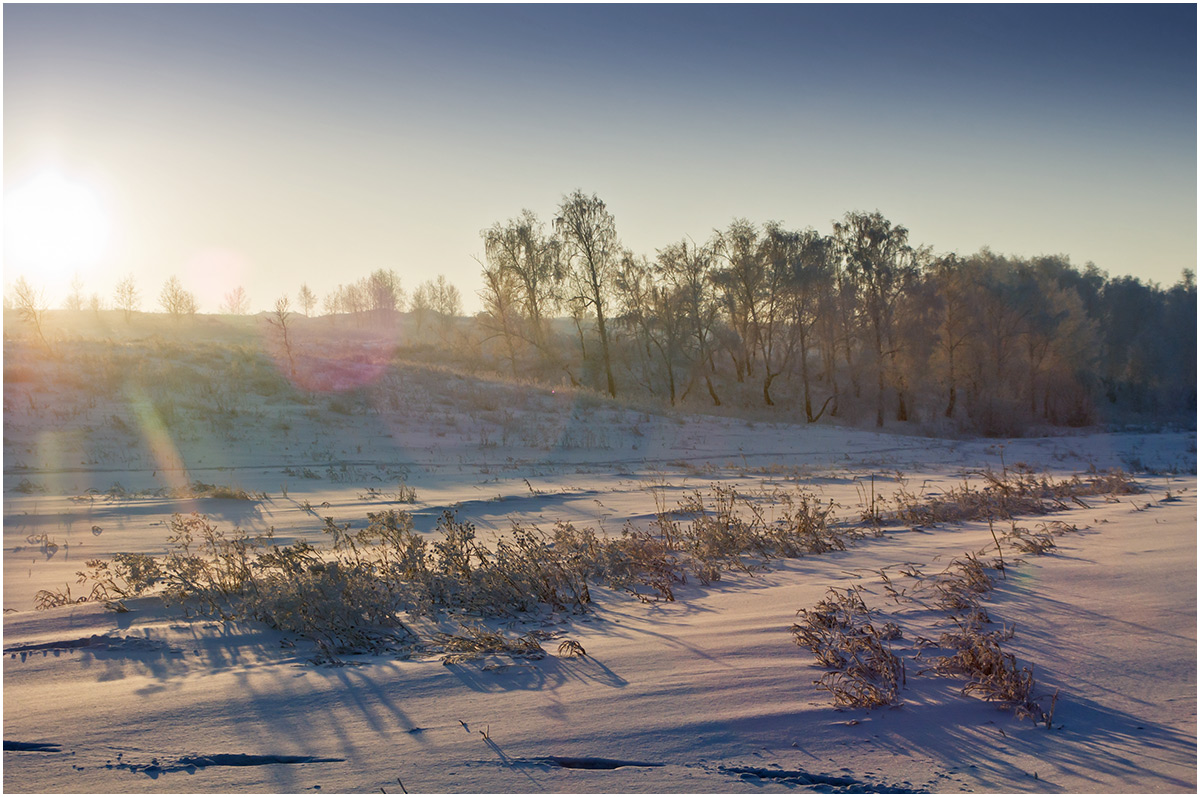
[3, 331, 1196, 793]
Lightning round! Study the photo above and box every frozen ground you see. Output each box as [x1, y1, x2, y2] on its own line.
[3, 330, 1196, 793]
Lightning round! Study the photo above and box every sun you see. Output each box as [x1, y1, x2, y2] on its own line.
[5, 171, 111, 284]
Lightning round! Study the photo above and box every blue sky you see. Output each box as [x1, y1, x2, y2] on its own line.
[5, 4, 1195, 311]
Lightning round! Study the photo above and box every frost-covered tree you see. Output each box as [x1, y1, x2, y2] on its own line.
[555, 190, 620, 398]
[833, 211, 918, 426]
[482, 210, 562, 354]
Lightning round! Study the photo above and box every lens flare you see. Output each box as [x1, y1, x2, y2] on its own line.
[127, 389, 194, 509]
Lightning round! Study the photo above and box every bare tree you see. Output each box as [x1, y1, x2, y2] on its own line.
[410, 280, 434, 336]
[751, 221, 804, 407]
[929, 254, 972, 418]
[160, 276, 197, 320]
[615, 251, 687, 404]
[88, 293, 103, 315]
[771, 226, 836, 420]
[366, 269, 404, 321]
[482, 210, 563, 355]
[660, 237, 723, 406]
[833, 211, 917, 426]
[64, 274, 86, 311]
[477, 258, 525, 376]
[114, 274, 140, 322]
[326, 281, 369, 323]
[325, 286, 344, 316]
[614, 251, 658, 395]
[412, 275, 462, 340]
[713, 219, 764, 384]
[267, 295, 296, 377]
[430, 275, 461, 318]
[221, 286, 250, 315]
[297, 283, 317, 317]
[555, 190, 620, 398]
[12, 276, 49, 347]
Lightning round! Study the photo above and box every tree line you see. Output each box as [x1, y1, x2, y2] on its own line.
[473, 191, 1194, 433]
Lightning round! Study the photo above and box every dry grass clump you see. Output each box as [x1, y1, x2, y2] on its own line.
[801, 555, 1058, 725]
[932, 553, 995, 612]
[899, 553, 1058, 728]
[72, 513, 419, 660]
[929, 628, 1056, 728]
[62, 480, 851, 661]
[64, 463, 1113, 669]
[676, 485, 847, 566]
[932, 608, 1008, 650]
[792, 588, 905, 708]
[542, 518, 686, 603]
[605, 525, 687, 602]
[90, 481, 264, 502]
[791, 466, 1116, 721]
[1004, 524, 1057, 555]
[411, 514, 593, 614]
[434, 625, 546, 665]
[182, 481, 264, 501]
[309, 510, 592, 619]
[65, 511, 591, 661]
[79, 553, 163, 610]
[393, 481, 418, 503]
[557, 639, 587, 657]
[546, 483, 846, 602]
[640, 484, 848, 590]
[14, 477, 45, 494]
[34, 582, 106, 610]
[892, 467, 1139, 526]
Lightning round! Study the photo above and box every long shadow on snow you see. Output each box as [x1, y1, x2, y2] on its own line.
[442, 652, 627, 693]
[403, 489, 605, 533]
[986, 575, 1195, 651]
[8, 496, 266, 532]
[868, 685, 1194, 792]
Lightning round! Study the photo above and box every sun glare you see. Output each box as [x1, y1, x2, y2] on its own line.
[5, 171, 110, 283]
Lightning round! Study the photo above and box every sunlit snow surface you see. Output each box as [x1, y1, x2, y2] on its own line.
[4, 330, 1195, 793]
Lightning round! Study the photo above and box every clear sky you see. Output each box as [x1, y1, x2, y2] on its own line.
[4, 3, 1196, 313]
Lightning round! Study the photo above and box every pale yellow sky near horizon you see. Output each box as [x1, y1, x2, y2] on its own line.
[4, 4, 1196, 313]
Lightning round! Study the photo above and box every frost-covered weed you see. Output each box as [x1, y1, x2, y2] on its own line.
[891, 467, 1139, 525]
[434, 625, 546, 664]
[931, 631, 1052, 726]
[792, 587, 905, 708]
[66, 482, 853, 654]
